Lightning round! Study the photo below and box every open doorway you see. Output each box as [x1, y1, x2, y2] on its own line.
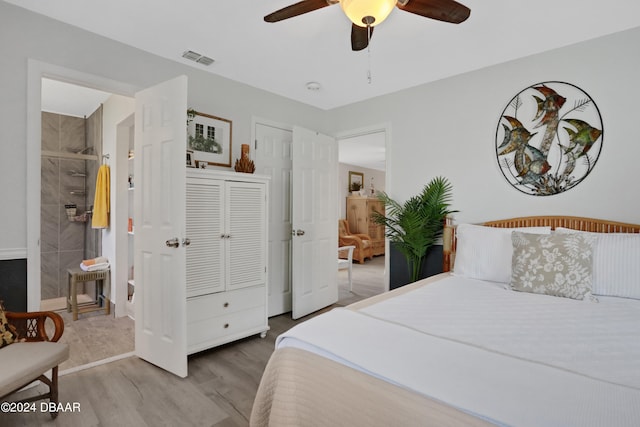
[337, 128, 388, 303]
[36, 76, 135, 371]
[39, 78, 110, 312]
[28, 66, 194, 377]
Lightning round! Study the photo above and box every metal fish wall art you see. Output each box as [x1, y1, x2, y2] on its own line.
[496, 81, 603, 196]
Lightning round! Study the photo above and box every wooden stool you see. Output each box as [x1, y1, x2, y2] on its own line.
[67, 268, 110, 321]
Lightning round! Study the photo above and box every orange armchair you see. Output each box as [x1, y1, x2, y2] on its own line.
[338, 219, 373, 264]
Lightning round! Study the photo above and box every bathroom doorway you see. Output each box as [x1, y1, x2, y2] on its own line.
[39, 80, 106, 311]
[37, 76, 136, 370]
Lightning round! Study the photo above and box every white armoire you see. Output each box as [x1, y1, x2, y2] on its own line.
[185, 169, 270, 355]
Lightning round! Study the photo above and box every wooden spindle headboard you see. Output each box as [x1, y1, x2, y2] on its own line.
[442, 215, 640, 273]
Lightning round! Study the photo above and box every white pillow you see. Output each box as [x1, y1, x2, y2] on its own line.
[555, 228, 640, 299]
[453, 223, 551, 283]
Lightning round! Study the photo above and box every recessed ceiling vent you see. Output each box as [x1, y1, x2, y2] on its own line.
[182, 50, 215, 66]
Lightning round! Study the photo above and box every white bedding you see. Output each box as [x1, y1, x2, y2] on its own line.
[277, 274, 640, 427]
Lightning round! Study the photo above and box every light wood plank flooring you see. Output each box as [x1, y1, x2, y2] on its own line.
[1, 256, 384, 426]
[338, 254, 385, 304]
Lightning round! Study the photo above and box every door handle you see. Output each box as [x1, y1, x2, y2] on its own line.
[182, 238, 191, 247]
[165, 238, 180, 248]
[295, 229, 305, 236]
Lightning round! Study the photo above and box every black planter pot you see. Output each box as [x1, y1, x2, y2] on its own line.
[389, 244, 443, 290]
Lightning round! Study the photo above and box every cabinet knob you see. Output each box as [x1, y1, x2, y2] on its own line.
[224, 323, 229, 329]
[223, 302, 229, 308]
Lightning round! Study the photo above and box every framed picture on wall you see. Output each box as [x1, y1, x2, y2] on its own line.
[187, 110, 232, 167]
[348, 171, 364, 192]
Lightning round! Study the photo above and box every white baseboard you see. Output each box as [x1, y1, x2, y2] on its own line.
[60, 351, 136, 376]
[0, 248, 27, 260]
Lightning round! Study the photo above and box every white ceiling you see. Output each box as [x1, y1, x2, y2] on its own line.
[41, 78, 112, 118]
[339, 131, 386, 171]
[8, 0, 640, 111]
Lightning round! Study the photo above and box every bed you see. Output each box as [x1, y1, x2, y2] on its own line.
[251, 216, 640, 427]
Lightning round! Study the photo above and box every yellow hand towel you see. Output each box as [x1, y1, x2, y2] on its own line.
[92, 164, 110, 229]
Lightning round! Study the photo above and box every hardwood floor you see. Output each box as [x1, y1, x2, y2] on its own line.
[1, 256, 384, 427]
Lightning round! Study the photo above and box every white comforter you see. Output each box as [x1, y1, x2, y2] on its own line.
[277, 274, 640, 427]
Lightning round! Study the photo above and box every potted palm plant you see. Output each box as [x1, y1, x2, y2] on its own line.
[372, 176, 457, 283]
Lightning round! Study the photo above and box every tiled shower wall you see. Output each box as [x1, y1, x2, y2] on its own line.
[40, 107, 102, 301]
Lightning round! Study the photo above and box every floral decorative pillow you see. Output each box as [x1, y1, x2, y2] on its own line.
[511, 231, 596, 300]
[0, 303, 18, 348]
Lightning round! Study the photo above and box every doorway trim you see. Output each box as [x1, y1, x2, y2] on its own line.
[26, 59, 139, 311]
[334, 122, 391, 292]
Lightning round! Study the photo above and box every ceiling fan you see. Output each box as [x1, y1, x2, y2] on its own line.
[264, 0, 471, 51]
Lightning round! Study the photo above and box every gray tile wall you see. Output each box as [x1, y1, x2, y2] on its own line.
[41, 109, 102, 301]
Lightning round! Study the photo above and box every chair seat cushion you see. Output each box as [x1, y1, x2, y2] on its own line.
[0, 341, 69, 396]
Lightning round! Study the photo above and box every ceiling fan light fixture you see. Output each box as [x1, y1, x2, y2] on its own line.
[340, 0, 397, 27]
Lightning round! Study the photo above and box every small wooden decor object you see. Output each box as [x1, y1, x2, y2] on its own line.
[234, 144, 255, 173]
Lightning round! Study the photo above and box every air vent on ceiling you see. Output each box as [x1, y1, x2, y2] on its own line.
[182, 50, 215, 66]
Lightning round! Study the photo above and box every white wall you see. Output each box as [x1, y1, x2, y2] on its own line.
[2, 0, 640, 260]
[338, 163, 386, 219]
[326, 27, 640, 225]
[0, 1, 329, 254]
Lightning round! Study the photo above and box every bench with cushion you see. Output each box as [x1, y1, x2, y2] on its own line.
[0, 308, 69, 419]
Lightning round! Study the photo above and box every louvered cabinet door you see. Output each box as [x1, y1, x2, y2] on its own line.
[225, 181, 267, 291]
[186, 179, 225, 298]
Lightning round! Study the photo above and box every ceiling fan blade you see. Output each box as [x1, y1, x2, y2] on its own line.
[264, 0, 332, 23]
[397, 0, 470, 24]
[351, 24, 373, 51]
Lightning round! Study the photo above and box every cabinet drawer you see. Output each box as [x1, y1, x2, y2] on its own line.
[187, 305, 266, 354]
[187, 285, 264, 322]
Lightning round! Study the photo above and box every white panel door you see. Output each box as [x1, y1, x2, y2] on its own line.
[134, 75, 188, 378]
[291, 126, 338, 319]
[254, 123, 293, 316]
